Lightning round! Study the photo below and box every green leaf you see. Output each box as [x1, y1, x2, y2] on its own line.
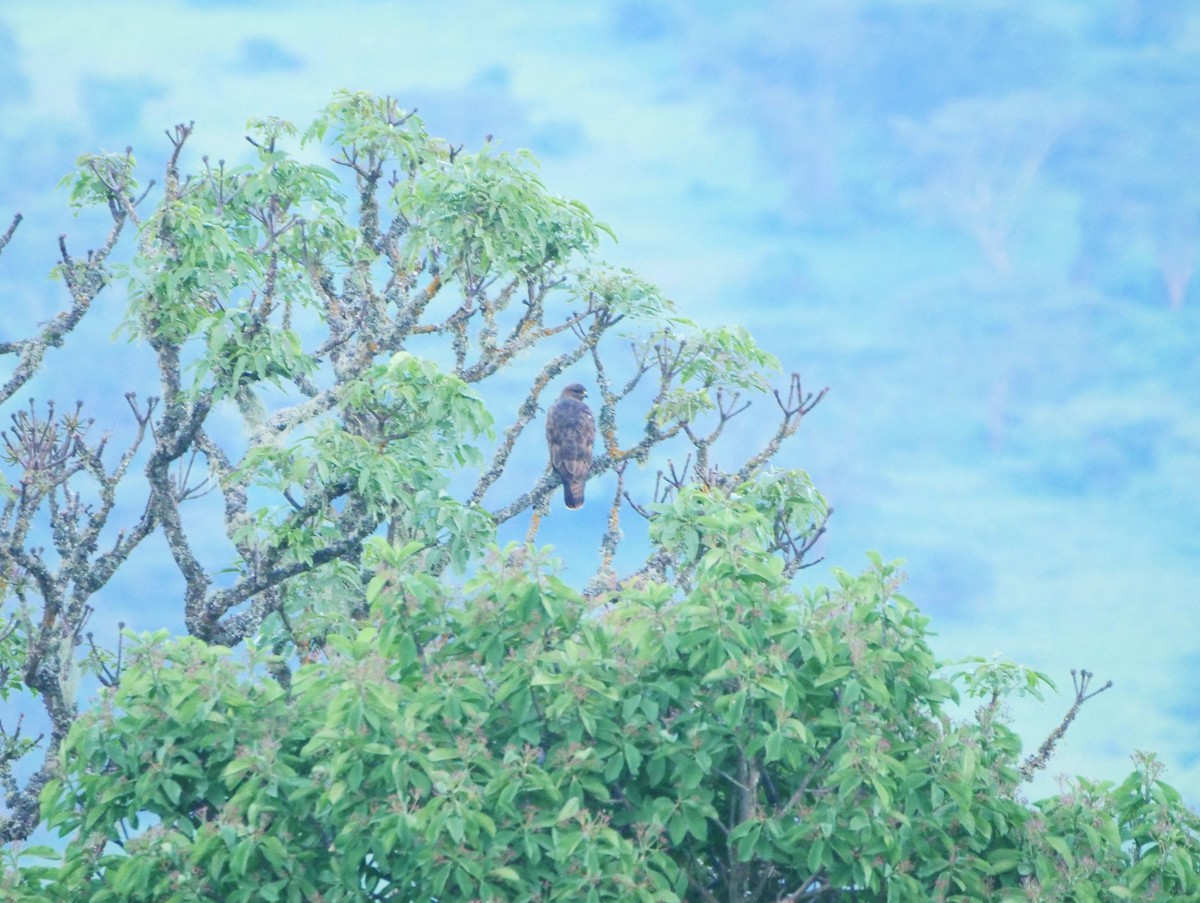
[733, 821, 763, 862]
[557, 797, 581, 822]
[490, 866, 522, 884]
[814, 665, 853, 687]
[984, 849, 1022, 876]
[1045, 834, 1074, 869]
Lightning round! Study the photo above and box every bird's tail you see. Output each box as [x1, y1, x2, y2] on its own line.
[563, 481, 585, 509]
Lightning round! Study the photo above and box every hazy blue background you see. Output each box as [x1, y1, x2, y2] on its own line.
[1, 0, 1197, 806]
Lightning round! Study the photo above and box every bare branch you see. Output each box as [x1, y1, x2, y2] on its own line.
[584, 461, 627, 597]
[779, 506, 833, 579]
[1, 218, 126, 404]
[736, 374, 827, 483]
[1019, 669, 1113, 781]
[0, 211, 21, 257]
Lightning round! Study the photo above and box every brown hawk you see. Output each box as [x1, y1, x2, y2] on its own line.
[545, 383, 595, 509]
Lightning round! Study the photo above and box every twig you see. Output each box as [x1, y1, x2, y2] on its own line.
[1019, 669, 1112, 781]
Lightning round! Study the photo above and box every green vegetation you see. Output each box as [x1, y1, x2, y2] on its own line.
[1, 93, 1197, 901]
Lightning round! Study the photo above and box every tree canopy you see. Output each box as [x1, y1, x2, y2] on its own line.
[1, 92, 1197, 901]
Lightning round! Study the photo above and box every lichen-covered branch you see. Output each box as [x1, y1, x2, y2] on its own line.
[0, 214, 126, 404]
[1020, 669, 1113, 781]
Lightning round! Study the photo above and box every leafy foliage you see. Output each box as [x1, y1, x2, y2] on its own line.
[1, 92, 1197, 901]
[7, 534, 1199, 901]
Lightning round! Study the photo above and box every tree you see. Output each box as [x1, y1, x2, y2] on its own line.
[0, 90, 820, 848]
[2, 93, 1198, 901]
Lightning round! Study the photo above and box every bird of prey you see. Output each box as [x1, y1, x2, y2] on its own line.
[545, 383, 595, 509]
